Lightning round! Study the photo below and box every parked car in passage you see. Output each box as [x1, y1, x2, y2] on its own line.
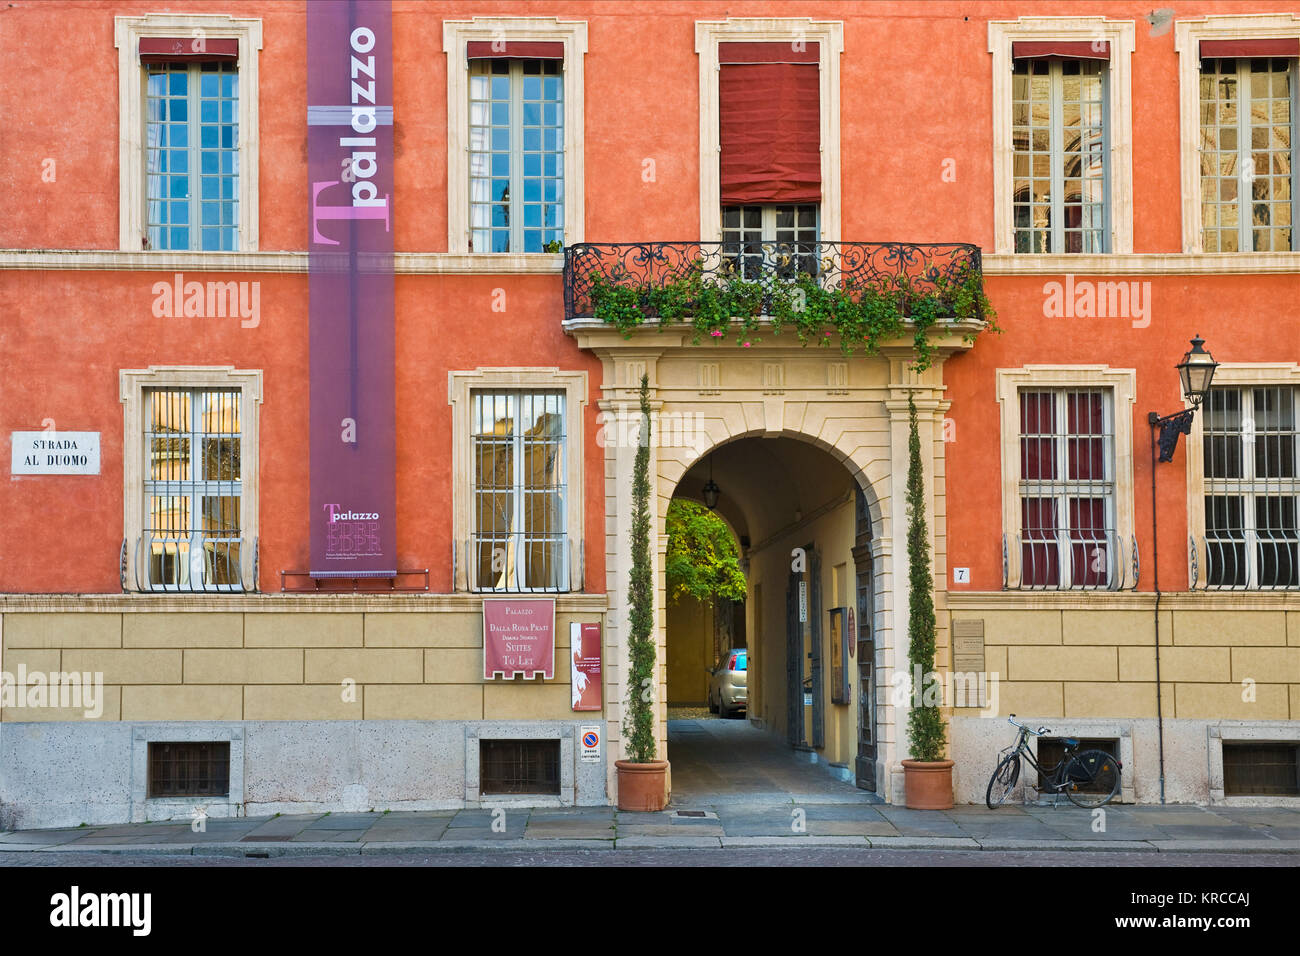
[708, 648, 748, 718]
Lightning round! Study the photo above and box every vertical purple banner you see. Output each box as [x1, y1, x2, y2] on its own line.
[308, 0, 396, 577]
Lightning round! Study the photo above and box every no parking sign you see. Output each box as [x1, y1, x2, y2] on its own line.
[580, 725, 601, 763]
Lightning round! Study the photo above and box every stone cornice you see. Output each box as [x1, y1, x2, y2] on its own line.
[0, 593, 610, 613]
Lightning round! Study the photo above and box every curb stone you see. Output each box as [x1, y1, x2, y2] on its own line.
[720, 835, 869, 847]
[1148, 840, 1300, 854]
[865, 837, 981, 850]
[974, 839, 1155, 852]
[193, 843, 361, 857]
[40, 844, 195, 856]
[614, 835, 723, 849]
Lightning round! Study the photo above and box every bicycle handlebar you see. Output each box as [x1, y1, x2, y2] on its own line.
[1007, 715, 1050, 736]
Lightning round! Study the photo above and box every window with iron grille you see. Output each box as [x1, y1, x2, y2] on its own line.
[469, 59, 564, 253]
[472, 390, 567, 591]
[1202, 385, 1299, 588]
[1018, 389, 1118, 588]
[720, 204, 819, 279]
[143, 387, 243, 591]
[1223, 742, 1300, 796]
[1199, 57, 1296, 253]
[1012, 59, 1110, 253]
[148, 741, 230, 798]
[145, 62, 239, 251]
[479, 739, 561, 795]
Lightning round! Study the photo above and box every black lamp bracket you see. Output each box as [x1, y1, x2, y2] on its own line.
[1148, 409, 1196, 463]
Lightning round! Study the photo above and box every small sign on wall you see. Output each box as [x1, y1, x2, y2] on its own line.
[829, 607, 851, 705]
[570, 622, 602, 711]
[580, 725, 601, 762]
[952, 619, 986, 673]
[483, 598, 555, 679]
[11, 431, 100, 476]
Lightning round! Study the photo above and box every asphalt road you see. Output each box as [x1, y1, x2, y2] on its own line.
[2, 848, 1294, 866]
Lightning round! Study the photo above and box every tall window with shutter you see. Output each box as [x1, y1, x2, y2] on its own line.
[467, 42, 565, 253]
[1010, 42, 1111, 253]
[141, 37, 240, 251]
[1197, 38, 1297, 253]
[717, 42, 821, 274]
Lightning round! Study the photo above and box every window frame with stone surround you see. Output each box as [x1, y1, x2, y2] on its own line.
[695, 18, 843, 244]
[1175, 14, 1300, 254]
[116, 13, 262, 252]
[989, 16, 1135, 256]
[1185, 363, 1300, 590]
[443, 17, 587, 256]
[120, 366, 263, 592]
[448, 368, 587, 592]
[996, 366, 1137, 590]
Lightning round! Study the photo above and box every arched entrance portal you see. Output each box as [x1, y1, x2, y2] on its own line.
[665, 436, 880, 799]
[585, 348, 951, 807]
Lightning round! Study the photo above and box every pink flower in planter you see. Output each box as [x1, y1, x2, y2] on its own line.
[742, 341, 752, 348]
[710, 330, 723, 337]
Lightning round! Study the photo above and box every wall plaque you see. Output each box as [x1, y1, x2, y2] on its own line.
[952, 619, 986, 673]
[11, 431, 100, 476]
[483, 598, 555, 679]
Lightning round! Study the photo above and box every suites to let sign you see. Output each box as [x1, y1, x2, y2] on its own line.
[483, 599, 555, 680]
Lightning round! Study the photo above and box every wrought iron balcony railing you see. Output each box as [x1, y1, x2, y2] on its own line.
[563, 241, 984, 324]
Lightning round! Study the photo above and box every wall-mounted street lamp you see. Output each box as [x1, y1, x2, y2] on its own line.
[1148, 335, 1220, 462]
[1147, 334, 1218, 806]
[702, 454, 721, 511]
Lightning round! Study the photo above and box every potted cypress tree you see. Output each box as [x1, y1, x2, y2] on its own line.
[615, 373, 670, 810]
[900, 392, 953, 809]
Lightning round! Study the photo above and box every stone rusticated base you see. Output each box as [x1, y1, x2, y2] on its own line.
[0, 719, 608, 831]
[951, 716, 1300, 806]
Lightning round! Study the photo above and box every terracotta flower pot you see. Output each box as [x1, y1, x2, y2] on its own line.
[901, 759, 954, 810]
[615, 759, 670, 811]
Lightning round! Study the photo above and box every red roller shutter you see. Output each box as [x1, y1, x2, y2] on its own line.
[719, 45, 820, 205]
[1200, 38, 1300, 58]
[466, 41, 564, 60]
[1011, 40, 1111, 60]
[139, 37, 239, 63]
[718, 41, 820, 64]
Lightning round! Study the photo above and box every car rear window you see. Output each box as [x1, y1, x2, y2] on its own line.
[732, 652, 747, 671]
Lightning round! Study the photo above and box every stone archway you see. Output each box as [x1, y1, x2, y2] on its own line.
[587, 342, 952, 805]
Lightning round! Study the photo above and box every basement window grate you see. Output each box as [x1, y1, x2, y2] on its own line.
[480, 739, 561, 795]
[1036, 738, 1118, 794]
[148, 741, 230, 798]
[1223, 743, 1300, 796]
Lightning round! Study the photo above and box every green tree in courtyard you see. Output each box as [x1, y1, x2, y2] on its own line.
[664, 499, 747, 605]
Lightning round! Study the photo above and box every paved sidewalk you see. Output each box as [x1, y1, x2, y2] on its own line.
[3, 803, 1299, 857]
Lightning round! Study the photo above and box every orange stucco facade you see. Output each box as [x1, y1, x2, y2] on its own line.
[2, 2, 1299, 819]
[4, 1, 1296, 594]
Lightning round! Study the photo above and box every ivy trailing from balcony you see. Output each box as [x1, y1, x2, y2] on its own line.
[586, 259, 997, 372]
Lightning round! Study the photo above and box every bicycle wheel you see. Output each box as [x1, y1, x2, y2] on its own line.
[1062, 749, 1121, 809]
[985, 753, 1021, 809]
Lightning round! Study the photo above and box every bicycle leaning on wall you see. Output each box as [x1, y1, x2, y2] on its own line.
[986, 715, 1122, 809]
